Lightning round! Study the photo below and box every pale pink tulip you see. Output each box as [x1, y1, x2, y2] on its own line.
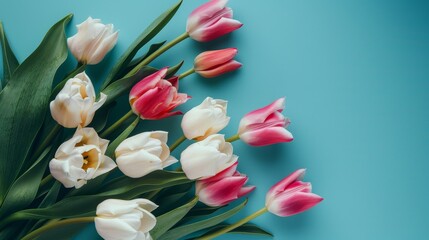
[187, 0, 243, 42]
[196, 162, 255, 207]
[194, 48, 242, 78]
[266, 169, 323, 217]
[238, 98, 293, 146]
[129, 68, 189, 120]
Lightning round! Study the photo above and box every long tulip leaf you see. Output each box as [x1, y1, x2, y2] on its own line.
[0, 21, 19, 87]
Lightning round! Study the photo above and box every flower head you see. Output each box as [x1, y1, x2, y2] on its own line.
[194, 48, 242, 78]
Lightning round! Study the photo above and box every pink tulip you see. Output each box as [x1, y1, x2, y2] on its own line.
[194, 48, 242, 78]
[266, 169, 323, 217]
[196, 162, 255, 207]
[129, 68, 189, 120]
[186, 0, 243, 42]
[238, 98, 293, 146]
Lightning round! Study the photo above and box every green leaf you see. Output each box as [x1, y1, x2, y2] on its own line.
[101, 0, 183, 89]
[105, 115, 140, 157]
[166, 60, 184, 78]
[151, 197, 199, 239]
[196, 223, 273, 239]
[159, 199, 248, 240]
[0, 14, 72, 204]
[90, 102, 117, 132]
[31, 221, 91, 240]
[122, 41, 166, 75]
[0, 21, 19, 87]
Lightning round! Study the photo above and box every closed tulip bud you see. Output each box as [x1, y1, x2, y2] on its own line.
[180, 134, 237, 180]
[95, 198, 158, 240]
[181, 97, 230, 140]
[130, 68, 189, 120]
[238, 98, 293, 146]
[194, 48, 241, 78]
[115, 131, 178, 178]
[196, 162, 255, 207]
[266, 169, 323, 217]
[50, 72, 107, 128]
[49, 127, 116, 188]
[186, 0, 243, 42]
[67, 17, 118, 64]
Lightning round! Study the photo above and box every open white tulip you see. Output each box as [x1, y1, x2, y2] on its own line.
[67, 17, 118, 64]
[50, 72, 107, 128]
[49, 127, 116, 188]
[180, 134, 237, 180]
[95, 198, 158, 240]
[115, 131, 178, 178]
[181, 97, 230, 140]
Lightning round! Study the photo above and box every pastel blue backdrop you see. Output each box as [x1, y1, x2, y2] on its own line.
[1, 0, 429, 239]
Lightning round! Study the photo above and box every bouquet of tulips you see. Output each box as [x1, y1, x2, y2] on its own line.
[0, 0, 323, 239]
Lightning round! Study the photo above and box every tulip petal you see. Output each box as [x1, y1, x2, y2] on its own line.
[198, 176, 247, 206]
[129, 68, 167, 100]
[190, 17, 243, 42]
[239, 98, 286, 129]
[267, 192, 323, 217]
[95, 217, 139, 240]
[197, 60, 242, 78]
[239, 126, 293, 146]
[187, 0, 229, 32]
[266, 169, 306, 203]
[194, 48, 237, 71]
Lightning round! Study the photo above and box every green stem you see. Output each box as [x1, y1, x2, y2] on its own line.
[178, 68, 195, 80]
[31, 124, 61, 162]
[196, 207, 268, 240]
[225, 134, 240, 142]
[169, 135, 187, 152]
[40, 174, 53, 188]
[21, 217, 95, 240]
[125, 32, 189, 78]
[100, 110, 135, 138]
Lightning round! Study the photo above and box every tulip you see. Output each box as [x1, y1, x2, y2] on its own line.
[194, 48, 242, 78]
[181, 97, 230, 140]
[238, 97, 293, 146]
[49, 127, 116, 188]
[266, 169, 323, 217]
[180, 134, 237, 180]
[50, 72, 107, 128]
[115, 131, 178, 178]
[95, 198, 158, 240]
[67, 17, 118, 64]
[196, 162, 255, 207]
[186, 0, 243, 42]
[129, 68, 189, 120]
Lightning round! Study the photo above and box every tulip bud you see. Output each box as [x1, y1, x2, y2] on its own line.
[95, 198, 158, 240]
[194, 48, 242, 78]
[266, 169, 323, 217]
[180, 134, 237, 180]
[238, 98, 293, 146]
[115, 131, 178, 178]
[49, 127, 116, 188]
[67, 17, 118, 64]
[129, 68, 189, 120]
[196, 162, 255, 207]
[181, 97, 230, 140]
[50, 72, 107, 128]
[186, 0, 243, 42]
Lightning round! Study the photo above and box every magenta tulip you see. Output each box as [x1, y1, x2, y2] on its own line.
[186, 0, 243, 42]
[238, 98, 293, 146]
[266, 169, 323, 217]
[129, 68, 189, 120]
[194, 48, 242, 78]
[196, 162, 255, 207]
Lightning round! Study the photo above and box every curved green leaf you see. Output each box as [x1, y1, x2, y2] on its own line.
[196, 223, 273, 239]
[0, 14, 72, 204]
[122, 41, 166, 75]
[166, 60, 184, 78]
[0, 21, 19, 88]
[105, 115, 140, 157]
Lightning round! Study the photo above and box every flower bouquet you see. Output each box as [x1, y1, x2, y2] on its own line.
[0, 0, 323, 239]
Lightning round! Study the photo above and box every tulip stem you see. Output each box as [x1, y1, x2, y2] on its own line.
[21, 216, 95, 240]
[196, 207, 268, 240]
[178, 68, 195, 80]
[40, 174, 53, 188]
[169, 135, 187, 152]
[225, 134, 240, 142]
[101, 110, 135, 138]
[126, 32, 189, 78]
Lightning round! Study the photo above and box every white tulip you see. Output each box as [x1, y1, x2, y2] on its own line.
[95, 198, 158, 240]
[49, 127, 116, 188]
[50, 72, 107, 128]
[67, 17, 118, 64]
[180, 134, 238, 180]
[181, 97, 230, 140]
[115, 131, 178, 178]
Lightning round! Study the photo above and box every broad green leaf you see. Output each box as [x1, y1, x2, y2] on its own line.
[101, 0, 183, 89]
[122, 41, 166, 75]
[159, 199, 248, 240]
[182, 206, 222, 223]
[166, 60, 184, 78]
[195, 223, 273, 239]
[0, 21, 19, 87]
[31, 221, 91, 240]
[105, 115, 140, 157]
[151, 197, 199, 239]
[90, 102, 116, 132]
[0, 14, 72, 204]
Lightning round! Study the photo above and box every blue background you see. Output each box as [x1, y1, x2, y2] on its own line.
[1, 0, 429, 239]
